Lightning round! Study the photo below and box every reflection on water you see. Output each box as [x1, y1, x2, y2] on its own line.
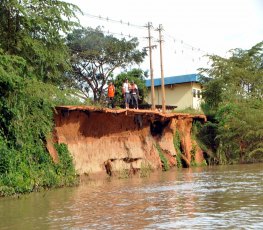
[0, 164, 263, 229]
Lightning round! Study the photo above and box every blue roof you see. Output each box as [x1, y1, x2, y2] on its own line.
[145, 73, 200, 87]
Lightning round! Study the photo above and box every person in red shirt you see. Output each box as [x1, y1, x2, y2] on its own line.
[107, 81, 115, 108]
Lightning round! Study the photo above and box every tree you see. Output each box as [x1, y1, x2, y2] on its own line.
[0, 0, 80, 83]
[66, 27, 147, 102]
[199, 41, 263, 111]
[0, 1, 81, 196]
[198, 41, 263, 164]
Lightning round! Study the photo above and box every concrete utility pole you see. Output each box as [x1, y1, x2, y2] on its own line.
[146, 22, 156, 110]
[156, 24, 166, 113]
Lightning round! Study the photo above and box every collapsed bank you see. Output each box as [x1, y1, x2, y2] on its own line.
[47, 106, 207, 178]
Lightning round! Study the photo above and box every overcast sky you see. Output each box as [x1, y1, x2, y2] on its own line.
[64, 0, 263, 77]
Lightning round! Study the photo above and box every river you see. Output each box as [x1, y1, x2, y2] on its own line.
[0, 163, 262, 229]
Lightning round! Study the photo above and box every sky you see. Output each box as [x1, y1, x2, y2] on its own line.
[64, 0, 263, 78]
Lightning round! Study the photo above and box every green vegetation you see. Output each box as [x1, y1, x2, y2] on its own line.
[173, 107, 204, 115]
[66, 27, 147, 102]
[0, 0, 80, 83]
[0, 0, 149, 197]
[117, 169, 130, 179]
[190, 122, 208, 167]
[155, 143, 170, 171]
[0, 51, 79, 197]
[140, 162, 153, 178]
[173, 130, 183, 168]
[193, 121, 218, 165]
[54, 143, 78, 186]
[0, 0, 81, 197]
[198, 41, 263, 164]
[0, 0, 261, 196]
[190, 144, 197, 166]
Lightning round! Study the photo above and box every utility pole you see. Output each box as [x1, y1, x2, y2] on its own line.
[156, 24, 166, 113]
[146, 22, 156, 110]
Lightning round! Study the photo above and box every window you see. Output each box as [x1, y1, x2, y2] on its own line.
[192, 89, 196, 97]
[197, 90, 201, 98]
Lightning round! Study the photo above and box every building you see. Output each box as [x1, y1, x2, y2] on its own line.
[145, 73, 202, 110]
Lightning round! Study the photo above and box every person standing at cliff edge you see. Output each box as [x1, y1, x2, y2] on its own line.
[130, 81, 139, 109]
[107, 81, 115, 108]
[122, 78, 131, 109]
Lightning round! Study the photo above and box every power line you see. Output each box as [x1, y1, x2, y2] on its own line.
[82, 12, 145, 29]
[163, 31, 210, 55]
[82, 11, 213, 56]
[101, 29, 145, 39]
[79, 11, 214, 74]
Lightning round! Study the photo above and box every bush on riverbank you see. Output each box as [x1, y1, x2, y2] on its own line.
[0, 1, 81, 197]
[0, 66, 79, 197]
[197, 41, 263, 164]
[0, 140, 78, 197]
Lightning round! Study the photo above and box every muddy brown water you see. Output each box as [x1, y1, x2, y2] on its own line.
[0, 163, 263, 229]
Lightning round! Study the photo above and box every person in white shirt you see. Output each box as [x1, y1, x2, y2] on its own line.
[122, 78, 131, 109]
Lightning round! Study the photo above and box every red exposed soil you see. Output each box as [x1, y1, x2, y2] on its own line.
[47, 106, 206, 178]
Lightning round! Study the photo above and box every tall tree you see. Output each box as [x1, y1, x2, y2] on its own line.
[66, 27, 147, 102]
[199, 41, 263, 112]
[0, 1, 81, 196]
[0, 0, 80, 83]
[198, 41, 263, 164]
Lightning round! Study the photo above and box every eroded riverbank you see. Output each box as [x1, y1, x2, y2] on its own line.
[48, 106, 207, 178]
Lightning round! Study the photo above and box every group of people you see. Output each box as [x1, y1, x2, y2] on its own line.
[107, 78, 139, 109]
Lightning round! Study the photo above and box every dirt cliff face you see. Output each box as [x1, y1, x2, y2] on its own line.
[48, 106, 206, 178]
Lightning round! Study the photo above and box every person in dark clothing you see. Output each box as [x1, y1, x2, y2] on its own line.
[130, 81, 139, 109]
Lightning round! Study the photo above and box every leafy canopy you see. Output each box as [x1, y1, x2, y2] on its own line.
[198, 41, 263, 164]
[0, 0, 81, 83]
[0, 0, 81, 196]
[66, 27, 147, 102]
